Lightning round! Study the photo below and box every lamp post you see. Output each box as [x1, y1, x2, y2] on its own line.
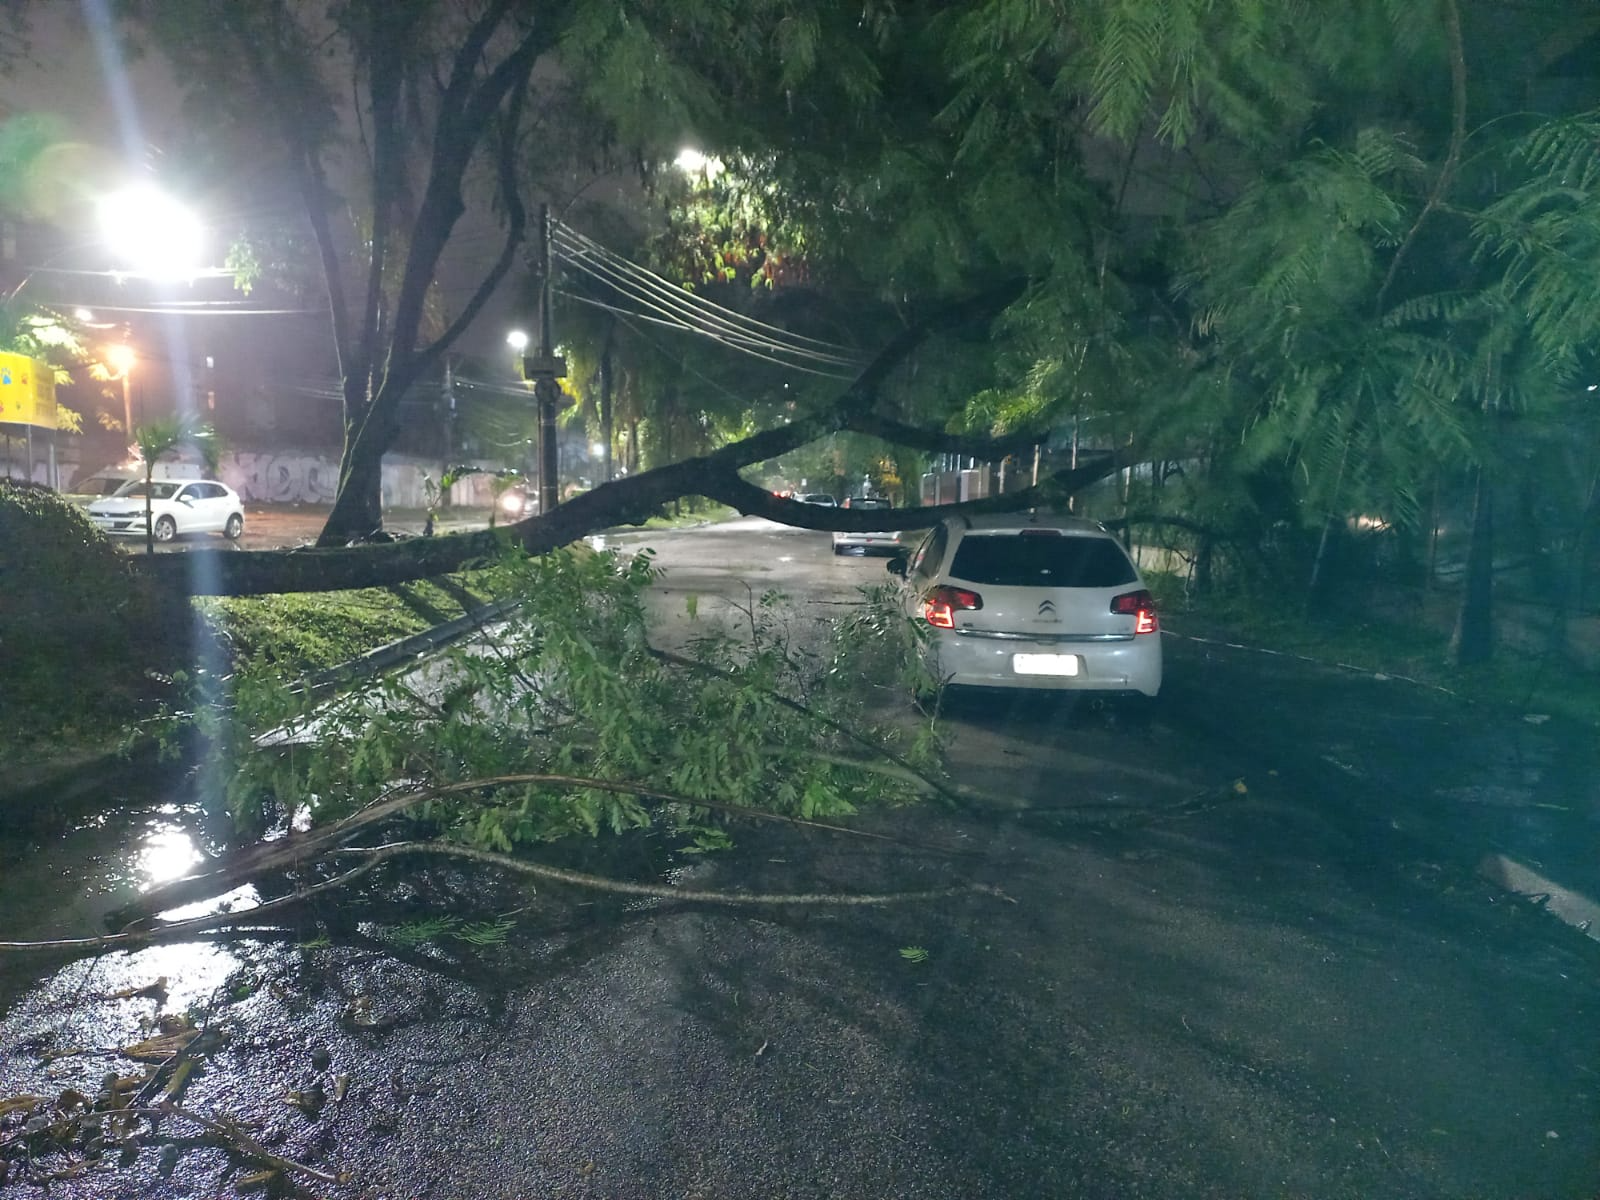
[105, 343, 136, 437]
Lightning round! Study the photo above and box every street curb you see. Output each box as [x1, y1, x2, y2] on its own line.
[1479, 853, 1600, 943]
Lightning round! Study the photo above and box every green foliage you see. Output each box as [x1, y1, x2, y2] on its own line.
[899, 945, 929, 963]
[134, 417, 220, 477]
[0, 482, 181, 759]
[384, 915, 515, 949]
[193, 545, 938, 852]
[197, 579, 485, 675]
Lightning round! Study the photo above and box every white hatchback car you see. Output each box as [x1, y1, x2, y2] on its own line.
[87, 479, 245, 543]
[889, 512, 1161, 697]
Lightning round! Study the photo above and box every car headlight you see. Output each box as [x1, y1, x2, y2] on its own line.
[498, 492, 524, 514]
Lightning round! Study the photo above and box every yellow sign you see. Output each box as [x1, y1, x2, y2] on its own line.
[0, 352, 57, 429]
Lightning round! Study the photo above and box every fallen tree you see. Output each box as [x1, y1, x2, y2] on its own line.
[0, 541, 1009, 957]
[130, 281, 1128, 598]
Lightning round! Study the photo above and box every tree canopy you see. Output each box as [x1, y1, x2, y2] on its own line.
[99, 0, 1600, 663]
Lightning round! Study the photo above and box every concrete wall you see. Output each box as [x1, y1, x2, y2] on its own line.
[217, 451, 497, 508]
[1, 448, 497, 508]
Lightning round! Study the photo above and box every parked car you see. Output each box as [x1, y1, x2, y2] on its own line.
[66, 463, 201, 507]
[887, 512, 1161, 697]
[496, 484, 538, 521]
[831, 496, 904, 555]
[87, 479, 245, 542]
[797, 493, 837, 507]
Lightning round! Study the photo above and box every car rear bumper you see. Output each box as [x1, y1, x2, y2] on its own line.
[833, 533, 902, 551]
[930, 628, 1162, 696]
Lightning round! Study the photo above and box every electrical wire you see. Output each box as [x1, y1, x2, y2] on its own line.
[554, 221, 860, 356]
[555, 250, 859, 373]
[554, 288, 855, 379]
[556, 251, 857, 368]
[552, 229, 862, 367]
[551, 225, 864, 367]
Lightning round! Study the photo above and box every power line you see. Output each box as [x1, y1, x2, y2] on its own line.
[551, 224, 864, 369]
[554, 288, 855, 380]
[554, 248, 858, 373]
[604, 305, 766, 409]
[556, 250, 857, 369]
[555, 222, 860, 356]
[552, 227, 861, 366]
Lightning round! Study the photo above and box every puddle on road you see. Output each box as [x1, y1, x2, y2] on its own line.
[0, 780, 254, 1009]
[132, 819, 207, 885]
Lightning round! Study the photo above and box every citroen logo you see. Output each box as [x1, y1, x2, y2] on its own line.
[1037, 599, 1057, 618]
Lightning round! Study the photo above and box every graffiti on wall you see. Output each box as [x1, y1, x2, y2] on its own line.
[218, 451, 495, 508]
[4, 449, 496, 509]
[223, 453, 341, 504]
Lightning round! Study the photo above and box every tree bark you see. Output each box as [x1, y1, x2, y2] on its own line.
[136, 444, 1126, 597]
[132, 278, 1050, 594]
[320, 432, 388, 545]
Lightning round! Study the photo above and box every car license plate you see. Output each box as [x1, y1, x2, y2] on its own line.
[1012, 653, 1079, 676]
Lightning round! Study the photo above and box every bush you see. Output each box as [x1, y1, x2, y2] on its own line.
[0, 481, 182, 757]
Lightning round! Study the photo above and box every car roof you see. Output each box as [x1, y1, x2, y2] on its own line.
[944, 511, 1113, 536]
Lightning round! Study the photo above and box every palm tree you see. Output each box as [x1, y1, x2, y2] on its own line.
[131, 417, 218, 556]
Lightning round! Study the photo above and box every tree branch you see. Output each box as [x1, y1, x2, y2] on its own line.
[355, 1, 415, 395]
[842, 410, 1040, 460]
[699, 451, 1126, 532]
[412, 73, 531, 375]
[385, 15, 551, 369]
[226, 10, 353, 380]
[1375, 0, 1468, 315]
[328, 840, 1013, 907]
[131, 276, 1096, 596]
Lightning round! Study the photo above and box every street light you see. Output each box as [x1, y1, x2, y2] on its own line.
[673, 148, 723, 179]
[97, 184, 205, 280]
[105, 344, 136, 435]
[506, 329, 530, 354]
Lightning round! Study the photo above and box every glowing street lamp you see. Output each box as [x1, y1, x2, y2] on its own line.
[97, 184, 205, 279]
[673, 147, 724, 180]
[105, 344, 136, 434]
[506, 329, 530, 353]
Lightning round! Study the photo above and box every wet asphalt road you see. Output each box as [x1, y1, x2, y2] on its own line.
[2, 517, 1598, 1198]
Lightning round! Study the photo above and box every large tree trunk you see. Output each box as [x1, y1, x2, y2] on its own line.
[1451, 465, 1494, 665]
[320, 439, 387, 546]
[319, 369, 412, 546]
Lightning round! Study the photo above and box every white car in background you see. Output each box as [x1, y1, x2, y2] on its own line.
[87, 479, 245, 543]
[888, 512, 1161, 697]
[831, 496, 904, 555]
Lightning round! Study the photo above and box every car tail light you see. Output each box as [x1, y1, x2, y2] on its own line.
[924, 586, 983, 629]
[1110, 589, 1159, 634]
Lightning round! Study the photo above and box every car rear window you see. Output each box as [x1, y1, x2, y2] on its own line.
[947, 532, 1137, 588]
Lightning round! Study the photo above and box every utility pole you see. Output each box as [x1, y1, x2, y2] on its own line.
[440, 355, 456, 509]
[599, 322, 614, 484]
[525, 203, 565, 514]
